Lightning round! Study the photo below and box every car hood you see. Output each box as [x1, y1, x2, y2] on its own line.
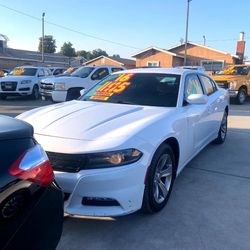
[18, 100, 173, 141]
[0, 75, 35, 81]
[42, 76, 83, 83]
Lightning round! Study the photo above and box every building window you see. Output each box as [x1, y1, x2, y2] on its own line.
[201, 60, 224, 72]
[147, 61, 160, 67]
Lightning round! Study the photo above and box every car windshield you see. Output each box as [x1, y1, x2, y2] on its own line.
[71, 67, 94, 78]
[80, 73, 180, 107]
[9, 67, 37, 76]
[218, 66, 250, 75]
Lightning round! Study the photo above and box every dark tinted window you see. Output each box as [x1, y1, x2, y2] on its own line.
[91, 68, 109, 80]
[81, 73, 180, 107]
[71, 67, 94, 78]
[10, 67, 37, 76]
[111, 67, 124, 73]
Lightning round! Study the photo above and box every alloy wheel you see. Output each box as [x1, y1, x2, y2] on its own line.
[153, 153, 173, 204]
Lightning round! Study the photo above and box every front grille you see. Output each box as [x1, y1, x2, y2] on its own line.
[215, 81, 229, 89]
[46, 152, 87, 173]
[41, 82, 54, 91]
[1, 81, 17, 91]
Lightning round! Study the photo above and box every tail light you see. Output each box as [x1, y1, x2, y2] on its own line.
[9, 145, 54, 186]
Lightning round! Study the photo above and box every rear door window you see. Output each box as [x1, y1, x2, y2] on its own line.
[91, 68, 109, 80]
[199, 75, 217, 95]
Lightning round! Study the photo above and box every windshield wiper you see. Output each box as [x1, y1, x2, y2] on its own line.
[115, 100, 136, 105]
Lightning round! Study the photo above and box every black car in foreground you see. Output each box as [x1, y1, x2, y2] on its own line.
[0, 115, 63, 250]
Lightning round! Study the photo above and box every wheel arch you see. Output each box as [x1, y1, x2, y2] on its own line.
[239, 85, 247, 92]
[67, 87, 84, 92]
[162, 137, 180, 172]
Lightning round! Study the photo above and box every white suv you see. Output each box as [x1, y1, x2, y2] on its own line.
[40, 65, 125, 102]
[0, 66, 52, 100]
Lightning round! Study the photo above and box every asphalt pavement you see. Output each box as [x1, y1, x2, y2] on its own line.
[0, 97, 250, 250]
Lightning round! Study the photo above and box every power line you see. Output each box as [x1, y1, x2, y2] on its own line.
[0, 3, 141, 50]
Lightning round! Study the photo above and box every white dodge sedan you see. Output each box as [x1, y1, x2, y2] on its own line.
[18, 68, 229, 217]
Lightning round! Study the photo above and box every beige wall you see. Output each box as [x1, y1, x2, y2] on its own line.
[85, 57, 135, 69]
[86, 57, 121, 67]
[135, 50, 177, 67]
[169, 44, 236, 66]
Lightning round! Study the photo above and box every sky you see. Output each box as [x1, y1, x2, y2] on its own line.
[0, 0, 250, 59]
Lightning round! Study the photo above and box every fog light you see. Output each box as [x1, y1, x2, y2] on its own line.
[82, 197, 119, 206]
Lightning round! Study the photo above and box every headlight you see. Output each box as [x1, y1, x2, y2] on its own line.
[229, 81, 237, 90]
[54, 83, 65, 91]
[21, 80, 32, 84]
[86, 149, 143, 168]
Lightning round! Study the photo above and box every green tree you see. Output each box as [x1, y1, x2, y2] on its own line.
[91, 49, 108, 59]
[76, 50, 92, 60]
[38, 35, 56, 53]
[112, 54, 120, 58]
[60, 42, 76, 57]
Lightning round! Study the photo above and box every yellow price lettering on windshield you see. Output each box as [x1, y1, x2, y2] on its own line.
[13, 68, 25, 75]
[90, 73, 134, 101]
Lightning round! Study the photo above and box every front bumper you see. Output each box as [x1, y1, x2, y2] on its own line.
[40, 89, 52, 97]
[55, 161, 146, 217]
[0, 90, 32, 96]
[52, 90, 67, 102]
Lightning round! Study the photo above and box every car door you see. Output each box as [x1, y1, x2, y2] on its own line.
[198, 74, 221, 137]
[184, 73, 212, 152]
[83, 67, 110, 91]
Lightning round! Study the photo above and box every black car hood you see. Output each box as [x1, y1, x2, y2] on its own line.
[0, 115, 33, 141]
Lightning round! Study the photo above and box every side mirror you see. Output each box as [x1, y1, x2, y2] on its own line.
[80, 89, 85, 96]
[186, 94, 208, 105]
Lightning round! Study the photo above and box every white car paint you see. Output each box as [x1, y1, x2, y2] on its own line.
[0, 66, 51, 98]
[18, 68, 229, 217]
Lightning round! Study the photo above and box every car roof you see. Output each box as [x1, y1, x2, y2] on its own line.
[115, 67, 199, 75]
[15, 66, 49, 69]
[0, 115, 33, 141]
[80, 65, 125, 69]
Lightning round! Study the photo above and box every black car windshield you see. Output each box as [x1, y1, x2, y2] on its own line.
[218, 66, 250, 75]
[80, 73, 181, 107]
[9, 67, 37, 76]
[71, 67, 94, 78]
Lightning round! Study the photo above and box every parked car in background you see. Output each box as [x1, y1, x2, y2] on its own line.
[213, 65, 250, 104]
[40, 65, 125, 102]
[49, 67, 67, 76]
[53, 66, 79, 77]
[0, 68, 10, 77]
[18, 68, 229, 217]
[0, 115, 63, 250]
[0, 66, 52, 100]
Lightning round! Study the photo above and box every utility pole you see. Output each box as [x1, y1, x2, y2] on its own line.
[42, 12, 45, 63]
[203, 35, 206, 46]
[184, 0, 192, 66]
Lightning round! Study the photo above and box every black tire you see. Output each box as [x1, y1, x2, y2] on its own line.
[30, 85, 39, 100]
[142, 143, 176, 213]
[213, 110, 228, 144]
[237, 88, 247, 104]
[0, 94, 7, 100]
[66, 88, 81, 101]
